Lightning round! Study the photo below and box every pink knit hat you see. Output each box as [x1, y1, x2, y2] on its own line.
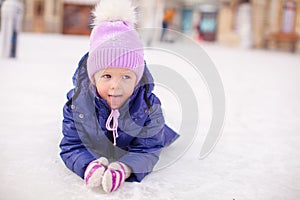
[87, 0, 144, 85]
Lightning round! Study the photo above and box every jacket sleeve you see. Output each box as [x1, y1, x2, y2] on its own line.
[118, 95, 168, 182]
[59, 89, 97, 179]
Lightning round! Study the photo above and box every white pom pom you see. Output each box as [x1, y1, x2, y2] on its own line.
[92, 0, 137, 26]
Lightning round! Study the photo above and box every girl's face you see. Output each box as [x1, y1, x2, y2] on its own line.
[95, 68, 137, 109]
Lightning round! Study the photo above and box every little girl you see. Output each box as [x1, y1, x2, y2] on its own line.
[59, 0, 179, 193]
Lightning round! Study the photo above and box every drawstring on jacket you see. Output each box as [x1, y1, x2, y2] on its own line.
[105, 109, 120, 146]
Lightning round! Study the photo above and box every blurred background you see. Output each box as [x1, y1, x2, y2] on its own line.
[0, 0, 299, 53]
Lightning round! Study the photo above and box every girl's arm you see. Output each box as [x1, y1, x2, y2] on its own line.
[59, 89, 97, 179]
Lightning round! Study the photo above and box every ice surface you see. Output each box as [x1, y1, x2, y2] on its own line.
[0, 33, 300, 200]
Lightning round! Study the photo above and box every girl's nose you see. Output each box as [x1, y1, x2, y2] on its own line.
[111, 78, 121, 90]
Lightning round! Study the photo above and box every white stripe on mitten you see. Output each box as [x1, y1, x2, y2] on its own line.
[84, 157, 109, 188]
[102, 162, 131, 193]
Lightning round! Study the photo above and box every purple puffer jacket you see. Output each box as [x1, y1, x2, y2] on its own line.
[59, 53, 179, 182]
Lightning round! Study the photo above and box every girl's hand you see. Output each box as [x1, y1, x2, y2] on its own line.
[84, 157, 109, 188]
[102, 162, 131, 193]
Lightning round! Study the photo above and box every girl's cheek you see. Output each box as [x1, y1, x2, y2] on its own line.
[96, 86, 105, 96]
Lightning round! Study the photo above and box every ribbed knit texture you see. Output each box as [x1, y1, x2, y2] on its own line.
[87, 21, 144, 84]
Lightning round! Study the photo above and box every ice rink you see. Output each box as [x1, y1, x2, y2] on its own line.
[0, 33, 300, 200]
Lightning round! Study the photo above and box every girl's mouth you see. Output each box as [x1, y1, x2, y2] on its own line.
[108, 95, 123, 108]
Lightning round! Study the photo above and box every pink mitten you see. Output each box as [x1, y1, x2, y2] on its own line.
[84, 157, 109, 187]
[102, 162, 131, 193]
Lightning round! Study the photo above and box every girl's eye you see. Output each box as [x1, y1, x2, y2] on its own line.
[122, 75, 131, 79]
[102, 74, 111, 79]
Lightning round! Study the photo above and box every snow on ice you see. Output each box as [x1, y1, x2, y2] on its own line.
[0, 33, 300, 200]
